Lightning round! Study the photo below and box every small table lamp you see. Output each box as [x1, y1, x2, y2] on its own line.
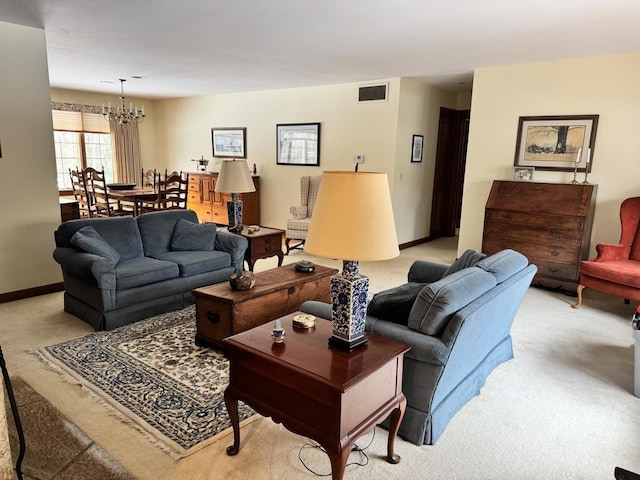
[304, 171, 399, 351]
[214, 159, 256, 232]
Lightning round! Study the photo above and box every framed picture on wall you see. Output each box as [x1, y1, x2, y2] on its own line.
[211, 127, 247, 158]
[411, 134, 424, 163]
[513, 166, 535, 181]
[514, 115, 598, 172]
[276, 123, 321, 166]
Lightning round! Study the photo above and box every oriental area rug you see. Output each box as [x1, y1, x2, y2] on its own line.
[35, 305, 256, 459]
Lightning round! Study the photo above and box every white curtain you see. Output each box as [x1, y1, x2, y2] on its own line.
[109, 119, 142, 183]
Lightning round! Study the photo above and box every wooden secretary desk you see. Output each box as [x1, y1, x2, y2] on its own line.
[482, 180, 597, 294]
[187, 172, 260, 225]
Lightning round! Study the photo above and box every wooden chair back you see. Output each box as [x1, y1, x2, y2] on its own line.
[69, 168, 93, 218]
[159, 173, 189, 210]
[83, 167, 132, 217]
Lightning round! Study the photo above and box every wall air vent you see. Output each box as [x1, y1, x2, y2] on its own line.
[358, 83, 388, 103]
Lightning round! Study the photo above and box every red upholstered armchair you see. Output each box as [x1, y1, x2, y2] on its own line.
[572, 197, 640, 308]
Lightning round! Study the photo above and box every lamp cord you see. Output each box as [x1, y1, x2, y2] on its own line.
[297, 429, 375, 477]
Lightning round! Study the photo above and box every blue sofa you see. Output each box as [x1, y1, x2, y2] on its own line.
[301, 249, 537, 445]
[53, 209, 248, 330]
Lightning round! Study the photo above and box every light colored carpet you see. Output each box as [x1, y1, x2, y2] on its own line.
[1, 237, 640, 479]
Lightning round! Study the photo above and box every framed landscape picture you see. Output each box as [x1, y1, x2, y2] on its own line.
[211, 127, 247, 158]
[276, 123, 321, 166]
[514, 115, 598, 172]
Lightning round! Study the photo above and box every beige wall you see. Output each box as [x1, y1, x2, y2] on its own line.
[459, 52, 640, 257]
[0, 21, 61, 294]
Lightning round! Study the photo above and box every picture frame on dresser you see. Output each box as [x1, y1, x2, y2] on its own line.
[514, 115, 598, 172]
[212, 127, 247, 159]
[513, 166, 534, 181]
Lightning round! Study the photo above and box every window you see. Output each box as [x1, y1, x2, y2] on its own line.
[52, 110, 113, 190]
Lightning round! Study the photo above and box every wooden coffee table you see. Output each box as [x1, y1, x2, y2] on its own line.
[192, 263, 338, 348]
[223, 313, 410, 480]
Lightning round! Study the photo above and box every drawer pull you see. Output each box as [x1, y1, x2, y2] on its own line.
[550, 250, 560, 257]
[534, 185, 544, 191]
[548, 266, 558, 273]
[264, 238, 271, 243]
[288, 287, 296, 295]
[264, 246, 272, 251]
[555, 218, 565, 225]
[552, 233, 562, 240]
[206, 311, 220, 324]
[501, 214, 511, 220]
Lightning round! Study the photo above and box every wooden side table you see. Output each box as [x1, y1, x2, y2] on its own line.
[223, 313, 410, 480]
[228, 225, 284, 271]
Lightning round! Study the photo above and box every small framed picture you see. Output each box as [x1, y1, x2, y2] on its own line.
[211, 127, 247, 158]
[411, 134, 424, 163]
[276, 123, 321, 166]
[513, 166, 535, 181]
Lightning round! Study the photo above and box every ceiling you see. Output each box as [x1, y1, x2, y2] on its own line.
[2, 0, 640, 99]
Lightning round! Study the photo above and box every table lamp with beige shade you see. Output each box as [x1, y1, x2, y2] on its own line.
[304, 170, 399, 351]
[214, 159, 256, 232]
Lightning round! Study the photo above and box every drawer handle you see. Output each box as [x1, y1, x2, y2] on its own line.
[264, 246, 272, 251]
[206, 311, 220, 324]
[548, 266, 558, 273]
[288, 287, 296, 295]
[553, 233, 562, 240]
[265, 238, 271, 243]
[555, 218, 565, 225]
[501, 214, 511, 220]
[534, 185, 543, 191]
[550, 250, 560, 257]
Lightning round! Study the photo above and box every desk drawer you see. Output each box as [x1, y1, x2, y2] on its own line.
[483, 221, 582, 246]
[485, 209, 583, 230]
[252, 234, 281, 255]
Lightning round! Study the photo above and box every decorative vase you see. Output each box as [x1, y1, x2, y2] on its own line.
[229, 271, 256, 291]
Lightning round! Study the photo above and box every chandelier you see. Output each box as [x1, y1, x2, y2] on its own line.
[102, 79, 145, 124]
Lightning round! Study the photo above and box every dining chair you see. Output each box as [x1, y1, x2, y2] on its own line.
[83, 167, 133, 217]
[137, 172, 189, 213]
[141, 168, 157, 190]
[69, 168, 93, 218]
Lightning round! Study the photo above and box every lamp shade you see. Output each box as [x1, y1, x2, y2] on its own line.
[305, 171, 399, 261]
[214, 159, 256, 193]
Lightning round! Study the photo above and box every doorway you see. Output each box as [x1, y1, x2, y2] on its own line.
[429, 107, 470, 239]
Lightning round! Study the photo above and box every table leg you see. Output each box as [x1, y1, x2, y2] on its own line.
[276, 250, 284, 267]
[386, 395, 406, 464]
[224, 387, 241, 455]
[327, 440, 351, 480]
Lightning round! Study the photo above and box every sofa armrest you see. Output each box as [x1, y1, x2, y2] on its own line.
[407, 261, 448, 283]
[215, 231, 249, 271]
[289, 205, 308, 219]
[366, 317, 450, 366]
[300, 300, 450, 366]
[52, 247, 116, 289]
[300, 300, 332, 320]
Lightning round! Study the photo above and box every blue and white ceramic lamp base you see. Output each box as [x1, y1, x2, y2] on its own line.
[227, 193, 243, 232]
[329, 260, 369, 351]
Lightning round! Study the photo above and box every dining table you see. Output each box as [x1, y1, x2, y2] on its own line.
[107, 187, 157, 216]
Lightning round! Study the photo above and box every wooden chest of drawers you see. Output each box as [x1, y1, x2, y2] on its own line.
[187, 172, 260, 225]
[482, 180, 597, 294]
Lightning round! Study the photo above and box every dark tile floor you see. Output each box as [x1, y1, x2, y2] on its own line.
[4, 377, 135, 480]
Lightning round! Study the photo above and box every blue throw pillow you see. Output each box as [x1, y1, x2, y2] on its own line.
[442, 249, 487, 277]
[170, 219, 216, 251]
[70, 226, 120, 265]
[367, 282, 427, 325]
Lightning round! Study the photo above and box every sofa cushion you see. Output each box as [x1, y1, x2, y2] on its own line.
[408, 268, 497, 336]
[137, 209, 200, 258]
[443, 249, 487, 277]
[155, 250, 232, 277]
[367, 282, 427, 325]
[475, 249, 529, 283]
[170, 219, 216, 251]
[114, 257, 180, 290]
[70, 226, 120, 265]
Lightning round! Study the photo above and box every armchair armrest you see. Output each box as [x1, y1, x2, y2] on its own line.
[52, 247, 116, 289]
[593, 243, 631, 262]
[300, 300, 332, 320]
[366, 318, 450, 366]
[215, 231, 248, 271]
[408, 261, 448, 283]
[289, 205, 309, 220]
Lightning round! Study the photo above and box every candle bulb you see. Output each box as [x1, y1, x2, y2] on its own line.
[586, 148, 591, 165]
[575, 147, 582, 165]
